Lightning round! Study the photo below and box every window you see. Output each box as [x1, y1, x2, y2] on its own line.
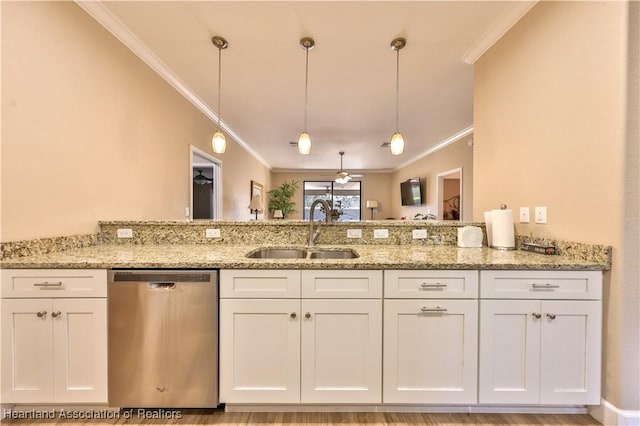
[303, 181, 361, 222]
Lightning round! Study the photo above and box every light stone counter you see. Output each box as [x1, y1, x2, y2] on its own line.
[0, 243, 608, 270]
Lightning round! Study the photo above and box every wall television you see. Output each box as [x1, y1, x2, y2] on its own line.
[400, 178, 423, 206]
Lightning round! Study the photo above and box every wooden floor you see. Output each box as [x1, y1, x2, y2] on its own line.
[0, 409, 601, 425]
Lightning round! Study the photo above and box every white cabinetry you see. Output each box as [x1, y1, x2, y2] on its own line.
[1, 269, 108, 404]
[479, 270, 602, 405]
[383, 270, 479, 404]
[219, 269, 382, 405]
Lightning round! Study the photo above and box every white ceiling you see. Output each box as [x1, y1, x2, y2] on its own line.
[79, 1, 535, 173]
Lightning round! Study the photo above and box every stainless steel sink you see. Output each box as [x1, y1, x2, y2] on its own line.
[246, 248, 307, 259]
[246, 247, 359, 259]
[308, 249, 359, 259]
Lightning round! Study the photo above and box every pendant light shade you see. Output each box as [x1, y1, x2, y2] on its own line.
[390, 37, 406, 156]
[298, 37, 315, 155]
[211, 36, 228, 154]
[297, 132, 311, 155]
[212, 131, 226, 154]
[390, 132, 405, 156]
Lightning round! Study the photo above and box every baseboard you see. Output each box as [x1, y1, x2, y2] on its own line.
[224, 404, 588, 414]
[590, 399, 640, 425]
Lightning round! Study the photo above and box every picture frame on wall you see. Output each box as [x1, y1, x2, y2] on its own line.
[250, 180, 264, 207]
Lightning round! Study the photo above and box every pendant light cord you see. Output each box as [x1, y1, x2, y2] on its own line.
[217, 47, 222, 131]
[303, 47, 309, 133]
[395, 48, 400, 133]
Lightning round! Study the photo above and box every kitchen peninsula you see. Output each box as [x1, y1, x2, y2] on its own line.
[1, 220, 610, 413]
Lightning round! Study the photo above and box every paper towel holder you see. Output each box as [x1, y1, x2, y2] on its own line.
[490, 204, 516, 250]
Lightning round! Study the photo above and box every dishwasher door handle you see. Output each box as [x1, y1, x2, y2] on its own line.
[148, 282, 177, 290]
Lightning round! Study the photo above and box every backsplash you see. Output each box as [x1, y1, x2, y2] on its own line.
[97, 220, 482, 246]
[0, 233, 98, 260]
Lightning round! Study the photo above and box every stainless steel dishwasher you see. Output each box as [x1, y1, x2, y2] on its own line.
[108, 270, 218, 408]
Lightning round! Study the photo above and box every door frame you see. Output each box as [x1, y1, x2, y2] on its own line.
[436, 167, 462, 220]
[190, 145, 222, 220]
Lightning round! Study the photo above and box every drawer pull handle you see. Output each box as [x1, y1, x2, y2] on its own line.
[51, 311, 62, 318]
[305, 312, 312, 319]
[531, 283, 560, 290]
[33, 281, 63, 288]
[420, 282, 447, 289]
[531, 312, 542, 319]
[420, 306, 447, 313]
[290, 312, 297, 319]
[546, 313, 556, 320]
[36, 311, 47, 318]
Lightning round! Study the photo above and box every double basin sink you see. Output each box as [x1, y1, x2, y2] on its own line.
[246, 247, 359, 260]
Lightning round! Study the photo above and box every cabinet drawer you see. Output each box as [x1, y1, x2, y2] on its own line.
[1, 269, 107, 298]
[384, 270, 478, 299]
[302, 270, 382, 298]
[480, 270, 602, 300]
[220, 270, 301, 298]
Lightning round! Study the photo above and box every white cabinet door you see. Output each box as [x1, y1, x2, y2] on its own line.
[52, 298, 108, 403]
[1, 299, 54, 403]
[383, 299, 478, 404]
[540, 300, 601, 405]
[479, 299, 541, 404]
[219, 299, 301, 403]
[301, 299, 382, 403]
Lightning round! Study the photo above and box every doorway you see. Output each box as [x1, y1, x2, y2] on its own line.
[437, 167, 462, 221]
[190, 146, 222, 220]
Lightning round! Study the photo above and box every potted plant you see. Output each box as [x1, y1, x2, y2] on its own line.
[267, 180, 299, 218]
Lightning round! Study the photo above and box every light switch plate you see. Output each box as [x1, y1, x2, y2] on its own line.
[117, 228, 133, 238]
[373, 229, 389, 239]
[412, 229, 428, 239]
[535, 206, 547, 224]
[347, 229, 362, 238]
[205, 228, 221, 238]
[519, 207, 530, 223]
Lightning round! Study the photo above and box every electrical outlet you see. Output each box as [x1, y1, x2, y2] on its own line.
[519, 207, 530, 223]
[412, 229, 428, 239]
[373, 229, 389, 239]
[205, 228, 221, 238]
[347, 229, 362, 238]
[535, 206, 547, 224]
[117, 228, 133, 238]
[185, 207, 190, 217]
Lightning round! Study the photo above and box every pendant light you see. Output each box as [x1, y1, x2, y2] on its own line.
[390, 37, 406, 156]
[211, 36, 228, 154]
[297, 37, 315, 155]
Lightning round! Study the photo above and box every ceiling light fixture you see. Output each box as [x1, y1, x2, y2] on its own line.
[335, 151, 352, 184]
[390, 37, 406, 156]
[297, 37, 315, 155]
[211, 35, 228, 154]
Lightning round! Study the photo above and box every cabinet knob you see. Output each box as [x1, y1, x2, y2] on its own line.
[290, 312, 297, 319]
[36, 311, 47, 318]
[546, 313, 556, 320]
[51, 311, 62, 318]
[531, 312, 542, 319]
[305, 312, 312, 319]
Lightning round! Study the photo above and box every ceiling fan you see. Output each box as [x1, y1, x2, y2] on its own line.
[335, 151, 363, 184]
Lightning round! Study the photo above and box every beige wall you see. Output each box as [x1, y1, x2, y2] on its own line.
[392, 138, 473, 221]
[474, 1, 638, 410]
[269, 172, 393, 220]
[0, 2, 269, 242]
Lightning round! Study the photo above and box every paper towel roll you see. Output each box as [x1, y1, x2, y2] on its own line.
[484, 211, 493, 247]
[491, 209, 515, 249]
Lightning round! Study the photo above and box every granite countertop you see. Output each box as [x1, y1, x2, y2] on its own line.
[0, 243, 608, 270]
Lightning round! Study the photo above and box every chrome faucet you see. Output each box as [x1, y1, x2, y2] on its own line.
[309, 199, 333, 246]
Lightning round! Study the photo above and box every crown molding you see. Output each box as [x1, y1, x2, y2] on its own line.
[74, 1, 271, 170]
[395, 125, 474, 171]
[462, 1, 538, 64]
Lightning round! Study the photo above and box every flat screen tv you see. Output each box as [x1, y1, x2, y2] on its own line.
[401, 178, 423, 206]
